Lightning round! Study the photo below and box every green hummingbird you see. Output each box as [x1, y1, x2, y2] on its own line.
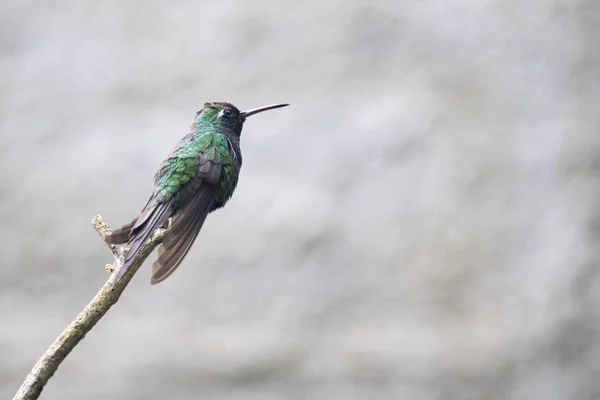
[106, 101, 289, 285]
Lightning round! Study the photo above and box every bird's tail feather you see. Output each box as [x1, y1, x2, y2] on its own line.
[105, 217, 139, 245]
[114, 199, 173, 283]
[150, 187, 214, 284]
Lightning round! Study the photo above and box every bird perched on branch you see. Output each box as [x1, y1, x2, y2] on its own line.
[105, 101, 289, 285]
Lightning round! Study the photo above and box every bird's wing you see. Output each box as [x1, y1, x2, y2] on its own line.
[107, 136, 208, 282]
[150, 135, 232, 284]
[105, 138, 198, 247]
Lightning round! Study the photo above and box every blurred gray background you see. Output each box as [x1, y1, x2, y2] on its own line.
[1, 1, 599, 399]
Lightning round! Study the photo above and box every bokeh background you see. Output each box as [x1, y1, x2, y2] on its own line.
[1, 1, 600, 399]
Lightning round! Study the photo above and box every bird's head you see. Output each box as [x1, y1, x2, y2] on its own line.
[194, 102, 289, 135]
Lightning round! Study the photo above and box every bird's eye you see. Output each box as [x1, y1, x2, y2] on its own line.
[223, 109, 232, 117]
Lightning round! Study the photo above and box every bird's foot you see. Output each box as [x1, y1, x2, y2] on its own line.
[105, 264, 116, 273]
[160, 219, 171, 230]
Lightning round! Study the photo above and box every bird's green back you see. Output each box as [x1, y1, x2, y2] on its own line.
[153, 128, 234, 200]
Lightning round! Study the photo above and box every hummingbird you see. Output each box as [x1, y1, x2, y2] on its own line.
[105, 101, 289, 285]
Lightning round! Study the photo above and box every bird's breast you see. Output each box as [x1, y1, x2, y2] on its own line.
[210, 162, 241, 211]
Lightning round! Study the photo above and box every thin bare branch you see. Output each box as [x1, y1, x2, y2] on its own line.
[12, 215, 164, 400]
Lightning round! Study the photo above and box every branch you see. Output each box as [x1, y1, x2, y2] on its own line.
[12, 215, 164, 400]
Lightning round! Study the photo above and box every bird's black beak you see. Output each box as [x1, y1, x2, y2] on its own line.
[241, 103, 289, 120]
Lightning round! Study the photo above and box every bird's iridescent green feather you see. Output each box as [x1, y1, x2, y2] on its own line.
[154, 132, 233, 199]
[214, 164, 235, 206]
